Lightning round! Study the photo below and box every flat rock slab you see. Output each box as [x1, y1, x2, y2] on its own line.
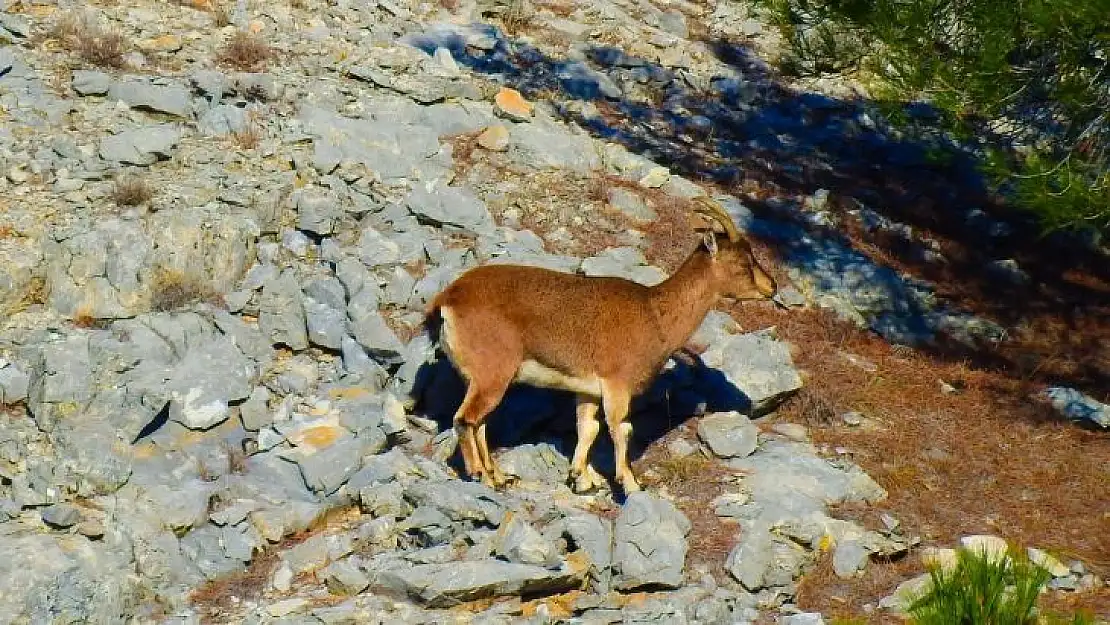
[700, 329, 803, 416]
[376, 558, 588, 608]
[99, 124, 182, 165]
[612, 492, 691, 590]
[697, 411, 759, 459]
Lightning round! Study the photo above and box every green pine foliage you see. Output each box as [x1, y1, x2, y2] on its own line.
[906, 546, 1095, 625]
[756, 0, 1110, 238]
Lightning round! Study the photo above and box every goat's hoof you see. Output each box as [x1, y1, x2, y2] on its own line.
[619, 476, 642, 495]
[570, 465, 604, 494]
[480, 468, 511, 489]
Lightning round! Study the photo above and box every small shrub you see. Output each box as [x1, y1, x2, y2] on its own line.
[908, 545, 1050, 625]
[500, 0, 535, 35]
[50, 12, 129, 69]
[110, 175, 154, 207]
[217, 30, 273, 71]
[148, 268, 223, 312]
[72, 305, 109, 329]
[212, 3, 232, 27]
[652, 452, 711, 484]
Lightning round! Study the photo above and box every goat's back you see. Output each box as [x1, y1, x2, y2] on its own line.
[429, 264, 662, 379]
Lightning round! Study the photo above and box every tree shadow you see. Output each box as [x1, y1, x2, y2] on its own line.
[401, 22, 1110, 404]
[408, 347, 752, 495]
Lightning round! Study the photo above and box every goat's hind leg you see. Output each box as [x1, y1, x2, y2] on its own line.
[452, 387, 485, 480]
[601, 380, 639, 494]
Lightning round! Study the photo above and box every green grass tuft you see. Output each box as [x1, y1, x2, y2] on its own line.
[906, 545, 1093, 625]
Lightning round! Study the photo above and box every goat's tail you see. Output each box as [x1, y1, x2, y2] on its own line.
[422, 293, 446, 346]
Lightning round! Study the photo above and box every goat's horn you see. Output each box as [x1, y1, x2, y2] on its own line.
[693, 196, 741, 242]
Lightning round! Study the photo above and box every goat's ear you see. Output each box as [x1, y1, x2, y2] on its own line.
[701, 231, 719, 256]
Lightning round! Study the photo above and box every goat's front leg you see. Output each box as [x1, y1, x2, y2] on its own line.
[602, 381, 639, 494]
[569, 396, 604, 493]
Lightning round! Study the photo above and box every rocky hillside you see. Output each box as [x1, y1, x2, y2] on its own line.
[0, 0, 1106, 623]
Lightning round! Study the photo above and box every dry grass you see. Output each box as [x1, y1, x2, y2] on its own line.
[110, 174, 154, 207]
[8, 276, 48, 317]
[217, 30, 274, 71]
[635, 428, 739, 581]
[447, 132, 704, 265]
[71, 304, 110, 330]
[148, 268, 224, 312]
[212, 3, 232, 27]
[50, 12, 129, 69]
[722, 303, 1110, 618]
[190, 505, 363, 622]
[231, 124, 262, 150]
[500, 0, 536, 36]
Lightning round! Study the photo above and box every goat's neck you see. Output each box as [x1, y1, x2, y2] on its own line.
[648, 250, 719, 354]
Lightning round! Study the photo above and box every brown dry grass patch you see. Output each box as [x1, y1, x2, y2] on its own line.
[635, 426, 739, 582]
[190, 505, 362, 622]
[722, 302, 1110, 618]
[50, 12, 129, 68]
[149, 268, 224, 312]
[447, 132, 702, 266]
[217, 30, 274, 71]
[110, 174, 154, 207]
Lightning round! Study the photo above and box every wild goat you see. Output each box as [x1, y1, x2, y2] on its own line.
[424, 197, 777, 494]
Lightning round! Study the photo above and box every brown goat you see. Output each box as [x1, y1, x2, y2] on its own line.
[425, 197, 777, 494]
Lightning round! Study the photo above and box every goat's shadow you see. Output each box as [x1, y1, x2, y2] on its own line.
[409, 347, 750, 498]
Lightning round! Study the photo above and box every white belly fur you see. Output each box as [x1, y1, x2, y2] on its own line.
[516, 359, 603, 396]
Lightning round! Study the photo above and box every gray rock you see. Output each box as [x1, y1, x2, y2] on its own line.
[580, 247, 665, 286]
[347, 307, 403, 363]
[496, 443, 570, 485]
[0, 529, 138, 624]
[27, 335, 93, 432]
[725, 520, 773, 590]
[375, 559, 588, 608]
[292, 435, 364, 495]
[783, 614, 826, 625]
[239, 386, 273, 431]
[282, 532, 353, 575]
[833, 538, 870, 577]
[164, 339, 256, 430]
[0, 360, 30, 405]
[724, 439, 886, 526]
[305, 297, 346, 350]
[404, 479, 506, 526]
[71, 70, 112, 96]
[550, 510, 613, 590]
[697, 411, 759, 459]
[303, 276, 346, 310]
[41, 503, 82, 528]
[340, 335, 389, 385]
[1043, 386, 1110, 428]
[108, 79, 194, 118]
[133, 477, 215, 533]
[612, 492, 691, 590]
[406, 182, 494, 233]
[323, 558, 371, 595]
[700, 329, 802, 416]
[359, 481, 408, 519]
[260, 270, 309, 350]
[492, 512, 562, 567]
[297, 189, 340, 236]
[180, 523, 246, 580]
[99, 124, 182, 165]
[298, 105, 448, 182]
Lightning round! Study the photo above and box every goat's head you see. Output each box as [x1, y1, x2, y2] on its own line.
[692, 197, 777, 302]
